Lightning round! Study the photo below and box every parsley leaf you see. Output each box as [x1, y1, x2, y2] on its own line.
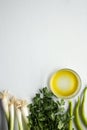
[28, 87, 72, 130]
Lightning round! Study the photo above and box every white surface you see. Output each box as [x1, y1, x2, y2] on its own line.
[0, 0, 87, 101]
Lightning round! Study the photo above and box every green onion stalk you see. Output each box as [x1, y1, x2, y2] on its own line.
[0, 90, 10, 126]
[21, 100, 30, 130]
[9, 97, 15, 130]
[15, 100, 24, 130]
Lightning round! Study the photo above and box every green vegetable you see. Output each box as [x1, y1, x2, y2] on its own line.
[28, 87, 72, 130]
[81, 87, 87, 126]
[69, 101, 73, 130]
[74, 97, 83, 130]
[15, 100, 24, 130]
[0, 90, 10, 130]
[0, 90, 9, 122]
[16, 107, 23, 130]
[21, 100, 30, 130]
[0, 91, 15, 130]
[9, 97, 15, 130]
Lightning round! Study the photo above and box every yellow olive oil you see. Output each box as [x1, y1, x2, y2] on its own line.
[50, 69, 81, 98]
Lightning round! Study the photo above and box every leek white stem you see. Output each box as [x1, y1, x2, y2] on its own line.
[21, 100, 29, 124]
[21, 100, 30, 130]
[0, 90, 9, 122]
[16, 108, 23, 130]
[9, 97, 15, 130]
[15, 100, 24, 130]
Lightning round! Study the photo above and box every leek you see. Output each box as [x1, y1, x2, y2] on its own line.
[15, 100, 23, 130]
[9, 97, 15, 130]
[21, 100, 30, 130]
[0, 90, 9, 122]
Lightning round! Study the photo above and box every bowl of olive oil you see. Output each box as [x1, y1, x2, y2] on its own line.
[50, 68, 81, 99]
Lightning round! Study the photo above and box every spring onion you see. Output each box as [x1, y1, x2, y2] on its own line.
[0, 90, 9, 122]
[9, 97, 15, 130]
[21, 100, 30, 129]
[15, 100, 23, 130]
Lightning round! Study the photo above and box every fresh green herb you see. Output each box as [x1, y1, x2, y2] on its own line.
[28, 87, 72, 130]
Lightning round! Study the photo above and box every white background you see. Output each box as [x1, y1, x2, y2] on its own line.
[0, 0, 87, 100]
